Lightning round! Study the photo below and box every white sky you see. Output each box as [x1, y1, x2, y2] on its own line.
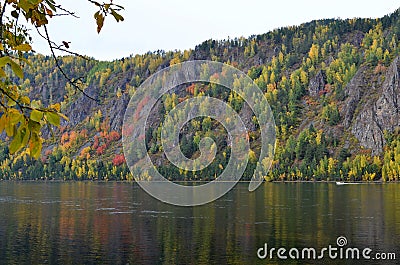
[28, 0, 399, 61]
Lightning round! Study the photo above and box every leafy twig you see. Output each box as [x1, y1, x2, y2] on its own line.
[52, 5, 79, 18]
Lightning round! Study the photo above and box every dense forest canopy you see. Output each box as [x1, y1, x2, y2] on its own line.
[0, 8, 400, 182]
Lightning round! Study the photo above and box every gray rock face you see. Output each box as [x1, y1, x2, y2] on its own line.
[239, 103, 256, 132]
[348, 57, 400, 154]
[63, 83, 130, 131]
[64, 85, 98, 127]
[105, 93, 130, 132]
[342, 65, 369, 128]
[308, 70, 327, 97]
[375, 57, 400, 131]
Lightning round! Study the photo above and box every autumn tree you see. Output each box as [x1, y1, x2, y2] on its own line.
[0, 0, 124, 158]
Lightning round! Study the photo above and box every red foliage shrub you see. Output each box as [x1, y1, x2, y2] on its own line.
[108, 131, 121, 142]
[112, 154, 126, 166]
[92, 136, 99, 150]
[100, 131, 107, 138]
[96, 144, 107, 155]
[185, 83, 196, 95]
[69, 131, 77, 144]
[80, 129, 88, 139]
[61, 132, 69, 145]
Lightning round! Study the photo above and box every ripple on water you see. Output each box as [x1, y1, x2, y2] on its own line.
[141, 210, 173, 214]
[109, 210, 136, 215]
[96, 207, 116, 211]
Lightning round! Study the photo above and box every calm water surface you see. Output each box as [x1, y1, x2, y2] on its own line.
[0, 182, 399, 264]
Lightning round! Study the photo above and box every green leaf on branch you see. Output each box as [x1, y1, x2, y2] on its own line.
[31, 100, 41, 109]
[13, 44, 32, 52]
[8, 100, 17, 107]
[9, 125, 29, 154]
[0, 56, 11, 67]
[45, 112, 60, 126]
[28, 120, 41, 133]
[5, 123, 15, 137]
[0, 115, 5, 133]
[17, 0, 35, 12]
[45, 0, 57, 11]
[111, 9, 124, 22]
[30, 109, 43, 122]
[29, 132, 42, 159]
[21, 127, 30, 147]
[10, 133, 23, 154]
[20, 96, 31, 105]
[9, 60, 24, 79]
[8, 109, 23, 125]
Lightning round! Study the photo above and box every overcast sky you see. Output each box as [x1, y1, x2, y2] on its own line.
[28, 0, 399, 61]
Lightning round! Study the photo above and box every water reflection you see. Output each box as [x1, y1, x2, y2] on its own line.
[0, 182, 399, 264]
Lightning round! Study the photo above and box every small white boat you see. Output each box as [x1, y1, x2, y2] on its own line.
[336, 181, 361, 185]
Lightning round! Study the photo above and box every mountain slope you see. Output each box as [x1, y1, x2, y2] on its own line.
[1, 8, 400, 181]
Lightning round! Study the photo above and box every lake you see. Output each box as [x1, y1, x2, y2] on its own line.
[0, 182, 399, 264]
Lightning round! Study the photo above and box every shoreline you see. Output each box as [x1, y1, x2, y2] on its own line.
[0, 179, 395, 184]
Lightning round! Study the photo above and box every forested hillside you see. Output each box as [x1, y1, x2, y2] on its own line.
[1, 8, 400, 181]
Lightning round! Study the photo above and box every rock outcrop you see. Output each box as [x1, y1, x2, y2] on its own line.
[308, 70, 327, 97]
[64, 84, 99, 127]
[342, 65, 370, 128]
[347, 57, 400, 154]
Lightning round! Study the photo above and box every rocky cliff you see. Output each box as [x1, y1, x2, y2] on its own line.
[346, 57, 400, 154]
